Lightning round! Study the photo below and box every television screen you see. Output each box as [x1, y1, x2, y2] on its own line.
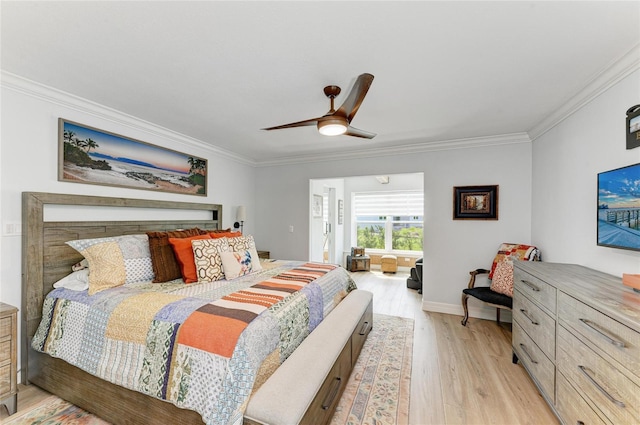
[597, 162, 640, 251]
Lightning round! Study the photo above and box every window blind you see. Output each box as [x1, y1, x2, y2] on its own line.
[354, 191, 423, 216]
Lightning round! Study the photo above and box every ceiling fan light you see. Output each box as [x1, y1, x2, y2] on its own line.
[318, 118, 347, 136]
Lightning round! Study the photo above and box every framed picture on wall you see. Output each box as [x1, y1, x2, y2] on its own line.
[313, 194, 323, 217]
[453, 185, 499, 220]
[59, 118, 207, 196]
[338, 199, 344, 224]
[627, 105, 640, 149]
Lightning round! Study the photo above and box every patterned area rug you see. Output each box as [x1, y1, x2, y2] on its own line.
[331, 314, 413, 425]
[4, 314, 413, 425]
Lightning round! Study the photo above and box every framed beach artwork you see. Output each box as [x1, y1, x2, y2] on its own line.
[453, 185, 499, 220]
[597, 162, 640, 251]
[59, 119, 207, 196]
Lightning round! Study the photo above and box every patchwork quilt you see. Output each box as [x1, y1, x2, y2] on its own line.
[32, 261, 356, 425]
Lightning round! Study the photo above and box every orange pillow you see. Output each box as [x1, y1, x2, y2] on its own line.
[209, 231, 242, 239]
[168, 234, 212, 283]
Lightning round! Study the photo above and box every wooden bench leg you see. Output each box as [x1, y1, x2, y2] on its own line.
[461, 293, 470, 326]
[496, 308, 501, 324]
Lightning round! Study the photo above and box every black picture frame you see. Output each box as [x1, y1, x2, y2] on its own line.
[626, 104, 640, 150]
[453, 185, 499, 220]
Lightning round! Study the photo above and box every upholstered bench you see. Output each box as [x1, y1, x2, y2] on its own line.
[381, 254, 398, 273]
[244, 289, 373, 425]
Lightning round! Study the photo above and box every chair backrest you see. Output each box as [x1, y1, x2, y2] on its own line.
[489, 243, 541, 279]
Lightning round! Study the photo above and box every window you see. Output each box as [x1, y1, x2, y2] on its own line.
[353, 191, 423, 253]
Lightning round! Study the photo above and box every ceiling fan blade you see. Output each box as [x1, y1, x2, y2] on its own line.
[345, 125, 376, 139]
[262, 117, 322, 131]
[335, 73, 374, 123]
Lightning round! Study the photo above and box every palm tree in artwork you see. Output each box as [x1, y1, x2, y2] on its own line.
[188, 157, 207, 175]
[63, 130, 77, 145]
[83, 138, 99, 153]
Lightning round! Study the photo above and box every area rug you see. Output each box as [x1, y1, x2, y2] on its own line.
[3, 314, 413, 425]
[330, 314, 413, 425]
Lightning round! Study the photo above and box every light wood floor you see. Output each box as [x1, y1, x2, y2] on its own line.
[2, 270, 558, 424]
[349, 269, 558, 425]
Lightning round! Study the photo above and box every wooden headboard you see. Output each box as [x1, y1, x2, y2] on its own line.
[21, 192, 222, 383]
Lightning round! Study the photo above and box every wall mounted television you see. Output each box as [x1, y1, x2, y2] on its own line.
[597, 162, 640, 252]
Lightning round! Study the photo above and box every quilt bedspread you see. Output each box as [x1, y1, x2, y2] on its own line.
[32, 261, 356, 425]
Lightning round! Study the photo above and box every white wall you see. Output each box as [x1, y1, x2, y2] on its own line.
[0, 77, 256, 376]
[532, 69, 640, 275]
[254, 139, 533, 319]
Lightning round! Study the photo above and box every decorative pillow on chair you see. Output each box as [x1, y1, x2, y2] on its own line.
[489, 243, 540, 279]
[147, 228, 204, 282]
[191, 238, 231, 282]
[67, 234, 153, 295]
[490, 259, 514, 297]
[168, 234, 212, 283]
[219, 250, 256, 279]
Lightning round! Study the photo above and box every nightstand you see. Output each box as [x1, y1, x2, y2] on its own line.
[0, 303, 17, 415]
[257, 250, 270, 259]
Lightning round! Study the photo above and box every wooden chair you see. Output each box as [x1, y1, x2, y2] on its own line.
[461, 268, 512, 326]
[461, 244, 540, 326]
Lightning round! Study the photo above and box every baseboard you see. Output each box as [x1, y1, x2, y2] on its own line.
[422, 300, 512, 323]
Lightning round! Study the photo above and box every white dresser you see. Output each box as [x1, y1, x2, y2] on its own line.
[512, 262, 640, 425]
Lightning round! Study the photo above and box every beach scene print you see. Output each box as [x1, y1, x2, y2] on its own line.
[598, 163, 640, 250]
[60, 120, 206, 195]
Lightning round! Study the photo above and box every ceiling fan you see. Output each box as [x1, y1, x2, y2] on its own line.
[262, 73, 376, 139]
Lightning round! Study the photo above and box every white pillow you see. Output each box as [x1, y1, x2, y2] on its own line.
[53, 269, 89, 291]
[220, 250, 258, 279]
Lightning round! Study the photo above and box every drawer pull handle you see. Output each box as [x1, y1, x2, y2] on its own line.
[359, 321, 371, 336]
[521, 279, 540, 292]
[577, 422, 585, 425]
[519, 343, 538, 364]
[519, 309, 539, 325]
[321, 377, 342, 410]
[578, 365, 626, 408]
[579, 318, 625, 348]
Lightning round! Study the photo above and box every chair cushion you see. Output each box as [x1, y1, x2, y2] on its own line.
[489, 243, 540, 279]
[462, 286, 512, 308]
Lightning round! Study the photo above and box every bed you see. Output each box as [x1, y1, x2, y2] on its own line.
[22, 192, 372, 425]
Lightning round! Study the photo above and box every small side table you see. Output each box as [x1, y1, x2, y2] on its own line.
[0, 302, 18, 415]
[257, 250, 270, 259]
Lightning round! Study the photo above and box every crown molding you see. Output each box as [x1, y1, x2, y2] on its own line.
[528, 42, 640, 141]
[0, 71, 255, 166]
[254, 132, 532, 167]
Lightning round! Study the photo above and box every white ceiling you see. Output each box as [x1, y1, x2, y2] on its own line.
[2, 1, 639, 164]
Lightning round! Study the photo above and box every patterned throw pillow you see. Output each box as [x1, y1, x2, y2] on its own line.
[490, 260, 514, 297]
[192, 238, 230, 282]
[67, 234, 153, 295]
[489, 243, 540, 279]
[168, 234, 212, 283]
[226, 235, 262, 272]
[147, 228, 205, 283]
[219, 250, 255, 279]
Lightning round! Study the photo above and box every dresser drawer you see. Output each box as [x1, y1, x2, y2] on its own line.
[0, 363, 10, 395]
[557, 371, 611, 425]
[513, 268, 556, 316]
[557, 325, 640, 425]
[0, 317, 11, 339]
[558, 292, 640, 382]
[0, 339, 11, 364]
[513, 288, 555, 361]
[513, 320, 555, 401]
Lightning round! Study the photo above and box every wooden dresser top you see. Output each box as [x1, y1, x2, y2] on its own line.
[514, 261, 640, 333]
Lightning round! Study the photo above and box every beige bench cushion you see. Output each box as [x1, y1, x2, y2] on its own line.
[244, 289, 373, 425]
